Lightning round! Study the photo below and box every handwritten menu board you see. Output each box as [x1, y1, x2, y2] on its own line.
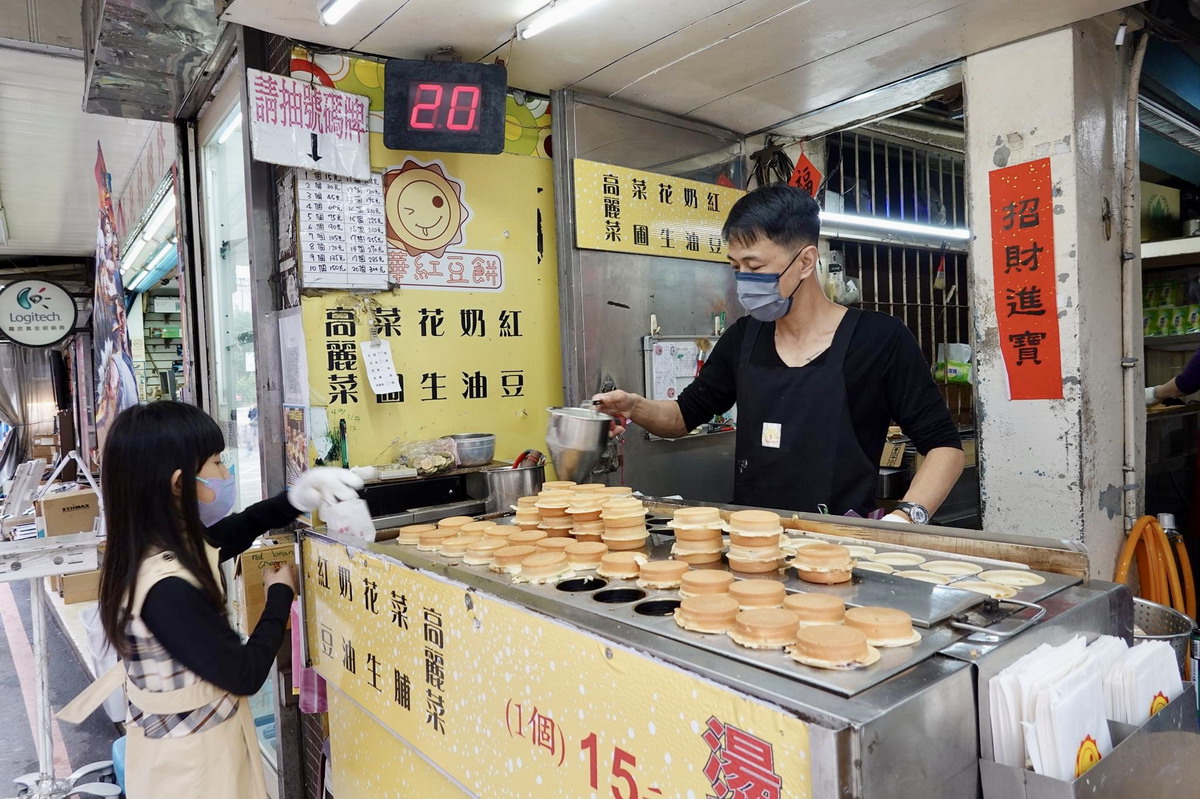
[297, 171, 388, 290]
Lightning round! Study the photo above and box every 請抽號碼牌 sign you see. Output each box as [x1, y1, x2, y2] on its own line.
[247, 69, 371, 181]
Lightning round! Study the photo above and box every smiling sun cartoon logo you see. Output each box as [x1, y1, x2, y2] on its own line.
[383, 160, 470, 258]
[1074, 735, 1102, 778]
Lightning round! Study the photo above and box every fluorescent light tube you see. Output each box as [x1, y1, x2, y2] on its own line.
[320, 0, 364, 25]
[820, 211, 971, 241]
[121, 236, 148, 269]
[516, 0, 604, 40]
[216, 113, 242, 145]
[145, 191, 176, 233]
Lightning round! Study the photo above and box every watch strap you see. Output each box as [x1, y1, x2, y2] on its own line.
[895, 502, 930, 524]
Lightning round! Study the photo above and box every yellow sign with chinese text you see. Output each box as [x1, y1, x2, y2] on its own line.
[299, 151, 562, 465]
[328, 690, 468, 797]
[573, 159, 746, 263]
[305, 537, 812, 799]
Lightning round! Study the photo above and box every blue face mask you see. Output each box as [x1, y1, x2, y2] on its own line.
[196, 473, 237, 527]
[735, 250, 805, 322]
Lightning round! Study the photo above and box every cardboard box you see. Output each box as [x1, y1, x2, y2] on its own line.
[1142, 181, 1181, 242]
[35, 488, 99, 537]
[1, 513, 35, 541]
[30, 445, 57, 462]
[880, 440, 907, 469]
[233, 541, 295, 634]
[61, 570, 101, 604]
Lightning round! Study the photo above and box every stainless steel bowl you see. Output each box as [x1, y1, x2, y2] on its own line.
[451, 433, 496, 467]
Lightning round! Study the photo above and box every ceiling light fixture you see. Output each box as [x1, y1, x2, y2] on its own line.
[121, 192, 177, 276]
[216, 112, 242, 146]
[820, 211, 971, 242]
[319, 0, 364, 25]
[516, 0, 604, 40]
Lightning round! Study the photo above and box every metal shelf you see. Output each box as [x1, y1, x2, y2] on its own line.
[1142, 237, 1200, 270]
[1145, 332, 1200, 352]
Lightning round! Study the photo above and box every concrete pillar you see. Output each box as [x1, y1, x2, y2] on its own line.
[965, 19, 1138, 578]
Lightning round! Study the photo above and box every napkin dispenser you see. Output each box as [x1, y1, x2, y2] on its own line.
[980, 683, 1199, 799]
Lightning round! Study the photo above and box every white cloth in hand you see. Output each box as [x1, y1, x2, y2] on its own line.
[288, 467, 365, 513]
[882, 512, 912, 524]
[1146, 386, 1159, 406]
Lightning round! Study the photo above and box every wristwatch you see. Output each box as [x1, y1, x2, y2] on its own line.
[894, 502, 930, 525]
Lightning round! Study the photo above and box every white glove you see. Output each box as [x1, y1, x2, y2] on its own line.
[882, 512, 912, 524]
[288, 467, 365, 513]
[1146, 386, 1160, 406]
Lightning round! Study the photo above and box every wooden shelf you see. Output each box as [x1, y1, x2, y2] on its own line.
[1143, 237, 1200, 270]
[1145, 332, 1200, 352]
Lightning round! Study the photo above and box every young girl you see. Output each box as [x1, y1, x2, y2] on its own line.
[59, 401, 362, 798]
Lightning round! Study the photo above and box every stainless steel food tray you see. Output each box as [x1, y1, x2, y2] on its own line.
[516, 573, 963, 697]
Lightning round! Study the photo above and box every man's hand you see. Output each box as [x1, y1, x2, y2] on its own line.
[592, 390, 639, 437]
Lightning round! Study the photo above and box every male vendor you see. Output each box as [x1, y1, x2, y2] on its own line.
[594, 185, 964, 523]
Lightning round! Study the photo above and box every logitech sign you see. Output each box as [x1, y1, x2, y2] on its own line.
[0, 279, 74, 347]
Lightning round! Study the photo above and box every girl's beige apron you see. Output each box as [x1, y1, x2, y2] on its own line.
[59, 546, 267, 799]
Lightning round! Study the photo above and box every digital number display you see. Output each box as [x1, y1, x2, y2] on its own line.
[408, 82, 483, 133]
[385, 60, 507, 154]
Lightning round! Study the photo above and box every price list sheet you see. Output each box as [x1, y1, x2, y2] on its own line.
[297, 171, 388, 290]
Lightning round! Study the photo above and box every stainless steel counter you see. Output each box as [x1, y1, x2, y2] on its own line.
[312, 507, 1148, 798]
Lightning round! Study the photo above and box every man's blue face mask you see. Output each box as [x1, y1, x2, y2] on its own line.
[735, 249, 805, 322]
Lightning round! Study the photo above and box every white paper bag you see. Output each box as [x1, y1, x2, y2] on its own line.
[322, 498, 376, 541]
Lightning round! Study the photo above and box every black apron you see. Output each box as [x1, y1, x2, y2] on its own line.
[733, 309, 877, 516]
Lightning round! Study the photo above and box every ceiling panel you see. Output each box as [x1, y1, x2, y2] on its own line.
[354, 0, 544, 59]
[357, 0, 742, 77]
[679, 0, 1134, 132]
[574, 0, 965, 104]
[220, 0, 416, 51]
[220, 0, 1136, 136]
[0, 47, 158, 258]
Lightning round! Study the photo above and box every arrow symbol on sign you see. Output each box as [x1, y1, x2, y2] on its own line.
[308, 133, 322, 162]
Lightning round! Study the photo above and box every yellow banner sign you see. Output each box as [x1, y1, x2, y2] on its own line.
[305, 537, 812, 798]
[298, 151, 562, 465]
[573, 159, 746, 263]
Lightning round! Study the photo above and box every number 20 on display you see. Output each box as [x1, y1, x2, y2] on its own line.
[408, 82, 481, 132]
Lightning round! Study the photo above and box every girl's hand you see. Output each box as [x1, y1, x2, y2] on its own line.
[264, 563, 298, 594]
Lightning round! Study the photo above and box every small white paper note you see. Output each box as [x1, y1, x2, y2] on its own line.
[360, 339, 401, 395]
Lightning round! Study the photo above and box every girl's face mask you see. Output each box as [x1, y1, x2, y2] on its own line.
[196, 473, 237, 527]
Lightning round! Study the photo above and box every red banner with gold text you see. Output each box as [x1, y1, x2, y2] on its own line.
[989, 158, 1063, 400]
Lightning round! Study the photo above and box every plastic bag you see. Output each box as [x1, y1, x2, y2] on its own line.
[934, 343, 973, 385]
[394, 438, 456, 475]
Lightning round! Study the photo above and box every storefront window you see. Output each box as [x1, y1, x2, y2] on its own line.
[202, 107, 260, 509]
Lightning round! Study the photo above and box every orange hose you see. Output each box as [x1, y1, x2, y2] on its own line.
[1153, 529, 1173, 608]
[1114, 517, 1147, 583]
[1173, 536, 1196, 620]
[1151, 521, 1185, 613]
[1114, 516, 1189, 613]
[1134, 537, 1154, 601]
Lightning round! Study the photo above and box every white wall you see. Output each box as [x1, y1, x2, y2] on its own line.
[966, 19, 1138, 577]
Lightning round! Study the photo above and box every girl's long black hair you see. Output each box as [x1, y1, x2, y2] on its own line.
[99, 401, 227, 656]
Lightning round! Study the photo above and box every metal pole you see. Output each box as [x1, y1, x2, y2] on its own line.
[30, 578, 56, 792]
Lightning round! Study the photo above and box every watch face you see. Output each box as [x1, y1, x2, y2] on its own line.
[908, 505, 929, 524]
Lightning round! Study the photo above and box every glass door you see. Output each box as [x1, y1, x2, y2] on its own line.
[200, 103, 260, 509]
